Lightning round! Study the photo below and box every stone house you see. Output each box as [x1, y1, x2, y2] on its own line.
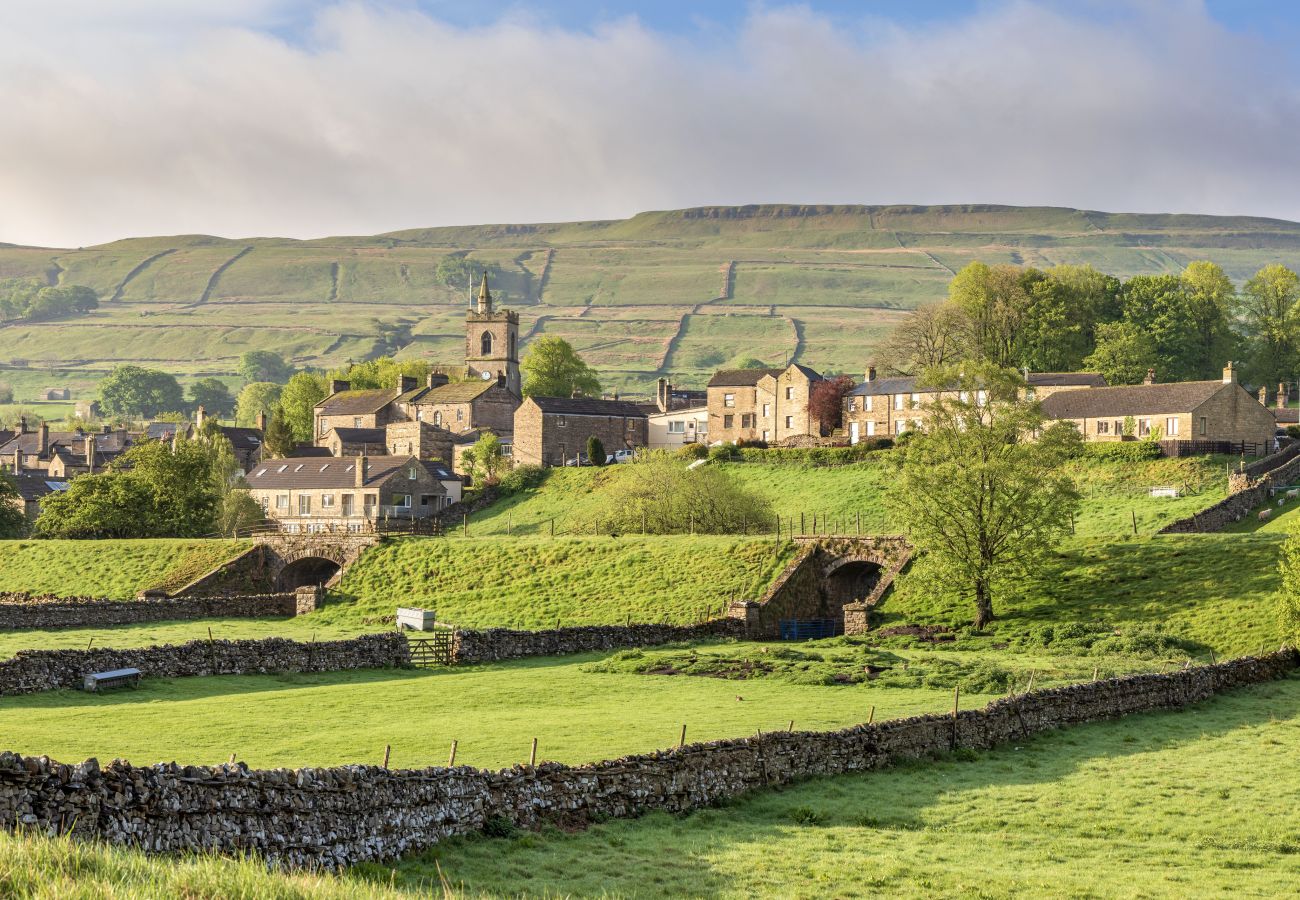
[1040, 363, 1276, 449]
[4, 471, 68, 522]
[647, 405, 709, 450]
[512, 396, 649, 467]
[408, 379, 518, 438]
[0, 423, 132, 475]
[706, 363, 823, 445]
[245, 455, 450, 533]
[842, 367, 1106, 443]
[313, 380, 409, 439]
[320, 427, 387, 458]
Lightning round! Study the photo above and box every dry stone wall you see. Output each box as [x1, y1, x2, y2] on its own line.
[0, 633, 409, 695]
[1161, 448, 1300, 533]
[0, 649, 1292, 869]
[451, 620, 745, 664]
[0, 592, 301, 630]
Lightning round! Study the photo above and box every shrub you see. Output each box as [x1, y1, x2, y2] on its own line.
[1287, 425, 1300, 440]
[789, 807, 827, 826]
[732, 440, 893, 466]
[1083, 441, 1162, 462]
[586, 435, 606, 466]
[497, 464, 545, 495]
[676, 443, 709, 460]
[481, 815, 521, 839]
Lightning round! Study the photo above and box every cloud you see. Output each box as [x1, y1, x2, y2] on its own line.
[0, 0, 1297, 246]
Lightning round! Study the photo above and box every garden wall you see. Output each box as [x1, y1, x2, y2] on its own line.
[1, 649, 1292, 869]
[0, 591, 305, 630]
[451, 620, 745, 664]
[0, 633, 409, 695]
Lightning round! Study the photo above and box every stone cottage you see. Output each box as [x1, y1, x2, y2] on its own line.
[512, 396, 649, 467]
[706, 363, 823, 445]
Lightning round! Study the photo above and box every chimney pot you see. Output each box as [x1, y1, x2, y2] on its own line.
[397, 375, 417, 395]
[37, 423, 49, 456]
[1223, 361, 1237, 384]
[1144, 368, 1156, 385]
[255, 410, 267, 431]
[866, 366, 877, 383]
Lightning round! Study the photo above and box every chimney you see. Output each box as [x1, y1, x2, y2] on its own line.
[10, 449, 19, 473]
[1279, 382, 1289, 410]
[255, 410, 267, 431]
[866, 366, 877, 383]
[355, 455, 367, 488]
[84, 435, 95, 474]
[37, 423, 48, 456]
[17, 416, 26, 435]
[330, 379, 350, 394]
[1222, 361, 1237, 384]
[427, 372, 449, 389]
[571, 388, 581, 399]
[1143, 368, 1156, 386]
[497, 371, 506, 388]
[195, 405, 206, 429]
[1259, 385, 1269, 406]
[397, 375, 418, 395]
[656, 377, 669, 413]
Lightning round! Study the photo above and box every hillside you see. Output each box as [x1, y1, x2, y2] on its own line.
[4, 204, 1300, 401]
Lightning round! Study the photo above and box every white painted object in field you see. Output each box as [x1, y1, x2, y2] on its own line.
[1148, 486, 1179, 498]
[396, 607, 437, 631]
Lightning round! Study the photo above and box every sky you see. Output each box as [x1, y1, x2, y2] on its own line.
[2, 0, 1300, 247]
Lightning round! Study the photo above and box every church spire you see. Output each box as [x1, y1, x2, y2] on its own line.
[476, 270, 492, 314]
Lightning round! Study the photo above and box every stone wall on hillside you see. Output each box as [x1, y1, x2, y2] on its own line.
[0, 592, 305, 630]
[451, 620, 745, 664]
[1161, 447, 1300, 533]
[0, 649, 1291, 869]
[0, 633, 409, 695]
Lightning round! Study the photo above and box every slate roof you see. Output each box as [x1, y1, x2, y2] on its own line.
[315, 389, 393, 416]
[247, 455, 443, 492]
[410, 381, 497, 404]
[9, 472, 68, 503]
[219, 426, 263, 452]
[528, 396, 647, 418]
[849, 371, 1108, 397]
[325, 427, 385, 445]
[0, 430, 132, 457]
[1040, 381, 1230, 419]
[146, 422, 188, 441]
[1029, 372, 1108, 388]
[1273, 408, 1299, 424]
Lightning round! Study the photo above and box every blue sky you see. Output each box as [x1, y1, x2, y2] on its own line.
[2, 1, 1300, 245]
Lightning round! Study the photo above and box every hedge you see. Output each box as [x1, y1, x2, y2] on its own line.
[1082, 441, 1163, 462]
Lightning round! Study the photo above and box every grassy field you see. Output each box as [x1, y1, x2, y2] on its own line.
[0, 643, 1021, 771]
[0, 539, 250, 598]
[5, 204, 1300, 394]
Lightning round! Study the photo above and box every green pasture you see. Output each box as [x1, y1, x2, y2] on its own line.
[0, 539, 250, 599]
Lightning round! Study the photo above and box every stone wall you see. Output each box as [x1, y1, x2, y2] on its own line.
[451, 620, 746, 664]
[0, 592, 302, 630]
[1161, 445, 1300, 533]
[0, 632, 409, 695]
[0, 649, 1291, 869]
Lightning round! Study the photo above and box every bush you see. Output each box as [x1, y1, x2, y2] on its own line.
[586, 435, 606, 466]
[1287, 425, 1300, 440]
[497, 464, 545, 495]
[1083, 441, 1162, 462]
[732, 440, 893, 466]
[481, 815, 521, 839]
[676, 443, 709, 460]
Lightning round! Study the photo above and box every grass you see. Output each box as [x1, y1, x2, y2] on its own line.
[0, 539, 250, 599]
[387, 673, 1300, 898]
[0, 643, 1013, 771]
[327, 535, 796, 629]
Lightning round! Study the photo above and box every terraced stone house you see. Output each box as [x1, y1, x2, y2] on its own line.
[512, 396, 648, 466]
[706, 363, 823, 445]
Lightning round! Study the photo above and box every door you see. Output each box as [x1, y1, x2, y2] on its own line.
[849, 422, 859, 445]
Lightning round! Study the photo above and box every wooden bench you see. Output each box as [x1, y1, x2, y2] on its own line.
[83, 668, 142, 693]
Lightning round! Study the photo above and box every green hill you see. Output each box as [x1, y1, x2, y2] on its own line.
[5, 204, 1300, 400]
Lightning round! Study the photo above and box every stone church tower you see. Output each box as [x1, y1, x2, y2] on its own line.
[465, 271, 520, 397]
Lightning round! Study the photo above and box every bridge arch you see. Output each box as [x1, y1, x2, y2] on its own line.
[276, 555, 344, 591]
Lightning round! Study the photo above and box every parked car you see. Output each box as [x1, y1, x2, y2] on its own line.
[563, 454, 592, 467]
[605, 449, 636, 464]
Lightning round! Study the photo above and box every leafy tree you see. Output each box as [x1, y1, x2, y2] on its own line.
[591, 453, 773, 534]
[460, 432, 508, 484]
[730, 357, 772, 370]
[1181, 261, 1238, 375]
[278, 371, 328, 442]
[188, 378, 234, 418]
[521, 336, 601, 398]
[330, 357, 431, 391]
[1117, 275, 1200, 381]
[885, 364, 1082, 628]
[234, 382, 281, 427]
[878, 302, 969, 375]
[0, 278, 97, 322]
[98, 365, 185, 419]
[0, 473, 28, 538]
[238, 350, 293, 384]
[1241, 264, 1300, 387]
[586, 435, 606, 466]
[809, 375, 857, 433]
[1018, 265, 1122, 372]
[947, 262, 1033, 367]
[1277, 530, 1300, 645]
[261, 408, 297, 458]
[205, 430, 264, 537]
[1084, 322, 1160, 385]
[34, 475, 155, 538]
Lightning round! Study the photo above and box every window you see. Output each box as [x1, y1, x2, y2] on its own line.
[416, 409, 425, 422]
[433, 412, 442, 426]
[627, 419, 635, 431]
[910, 392, 921, 407]
[421, 494, 434, 507]
[976, 390, 987, 406]
[724, 393, 735, 408]
[866, 421, 876, 437]
[784, 416, 794, 429]
[556, 415, 566, 427]
[1165, 417, 1179, 436]
[408, 466, 418, 480]
[762, 430, 770, 442]
[723, 414, 734, 429]
[353, 417, 362, 428]
[258, 496, 269, 513]
[762, 403, 770, 417]
[456, 408, 464, 422]
[894, 394, 904, 410]
[396, 494, 412, 509]
[1138, 418, 1152, 437]
[363, 493, 377, 513]
[342, 494, 354, 516]
[785, 387, 794, 400]
[895, 420, 907, 435]
[502, 443, 513, 456]
[846, 399, 855, 412]
[321, 494, 335, 508]
[668, 420, 685, 434]
[741, 413, 754, 428]
[698, 421, 708, 434]
[1199, 416, 1207, 436]
[1097, 420, 1110, 435]
[1114, 420, 1124, 435]
[276, 494, 289, 510]
[865, 395, 873, 412]
[298, 495, 311, 514]
[509, 333, 517, 359]
[481, 331, 493, 355]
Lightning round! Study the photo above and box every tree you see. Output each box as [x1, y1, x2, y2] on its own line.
[279, 371, 328, 442]
[1017, 265, 1121, 372]
[590, 453, 772, 534]
[947, 262, 1033, 367]
[34, 475, 155, 538]
[1277, 530, 1300, 645]
[1084, 322, 1160, 385]
[261, 408, 297, 458]
[1117, 275, 1200, 381]
[460, 432, 508, 484]
[0, 473, 28, 538]
[586, 435, 606, 466]
[878, 302, 968, 375]
[238, 350, 293, 384]
[809, 375, 856, 434]
[204, 430, 264, 537]
[885, 364, 1082, 628]
[521, 336, 601, 398]
[1241, 264, 1300, 387]
[0, 278, 97, 322]
[331, 357, 431, 391]
[98, 365, 185, 419]
[1181, 261, 1238, 375]
[188, 378, 235, 418]
[234, 382, 281, 427]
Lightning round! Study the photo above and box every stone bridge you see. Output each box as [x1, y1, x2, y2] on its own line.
[728, 536, 913, 638]
[173, 533, 382, 596]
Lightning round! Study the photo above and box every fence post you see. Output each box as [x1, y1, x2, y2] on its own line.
[550, 518, 555, 538]
[801, 512, 805, 534]
[679, 724, 687, 748]
[868, 705, 875, 724]
[529, 737, 538, 767]
[463, 513, 469, 537]
[1131, 509, 1137, 536]
[448, 740, 458, 767]
[382, 744, 391, 769]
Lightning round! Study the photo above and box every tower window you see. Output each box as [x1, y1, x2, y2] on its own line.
[481, 331, 493, 356]
[509, 333, 517, 360]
